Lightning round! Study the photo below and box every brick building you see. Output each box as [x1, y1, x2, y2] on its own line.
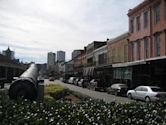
[107, 32, 129, 64]
[107, 32, 131, 85]
[128, 0, 166, 89]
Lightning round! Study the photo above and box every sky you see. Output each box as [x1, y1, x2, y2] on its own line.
[0, 0, 144, 63]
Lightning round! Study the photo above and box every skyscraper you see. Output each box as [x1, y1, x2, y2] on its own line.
[47, 52, 56, 70]
[57, 51, 65, 62]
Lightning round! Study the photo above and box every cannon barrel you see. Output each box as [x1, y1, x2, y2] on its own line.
[9, 64, 38, 100]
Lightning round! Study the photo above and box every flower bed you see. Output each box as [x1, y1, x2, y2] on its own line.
[0, 90, 166, 125]
[44, 84, 68, 101]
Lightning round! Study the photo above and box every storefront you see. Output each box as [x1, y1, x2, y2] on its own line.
[95, 65, 112, 87]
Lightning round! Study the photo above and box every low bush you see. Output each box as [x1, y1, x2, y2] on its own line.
[44, 84, 69, 101]
[44, 84, 65, 94]
[0, 90, 166, 125]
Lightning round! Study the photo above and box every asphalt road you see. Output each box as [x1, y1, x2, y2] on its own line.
[45, 79, 133, 103]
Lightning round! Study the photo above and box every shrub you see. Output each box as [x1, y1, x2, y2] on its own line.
[0, 90, 166, 125]
[44, 84, 70, 101]
[44, 84, 65, 94]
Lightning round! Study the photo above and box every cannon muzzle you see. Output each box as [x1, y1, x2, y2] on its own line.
[9, 64, 38, 100]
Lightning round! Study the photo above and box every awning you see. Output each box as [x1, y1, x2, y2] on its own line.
[112, 56, 166, 68]
[83, 67, 95, 76]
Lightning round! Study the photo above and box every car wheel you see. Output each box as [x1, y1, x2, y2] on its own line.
[128, 93, 132, 99]
[145, 96, 150, 102]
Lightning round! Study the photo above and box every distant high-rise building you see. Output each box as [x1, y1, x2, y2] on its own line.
[2, 46, 15, 60]
[57, 51, 65, 62]
[47, 52, 56, 70]
[72, 50, 84, 59]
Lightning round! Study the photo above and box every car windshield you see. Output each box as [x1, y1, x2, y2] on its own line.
[151, 87, 162, 92]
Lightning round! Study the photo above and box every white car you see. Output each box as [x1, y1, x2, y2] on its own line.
[68, 77, 76, 84]
[89, 79, 98, 89]
[127, 86, 166, 102]
[78, 79, 84, 87]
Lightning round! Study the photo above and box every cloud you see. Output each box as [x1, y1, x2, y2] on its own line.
[0, 0, 144, 63]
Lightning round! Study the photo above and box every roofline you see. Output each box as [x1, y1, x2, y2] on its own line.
[127, 0, 151, 16]
[86, 41, 106, 47]
[94, 45, 107, 52]
[108, 32, 128, 44]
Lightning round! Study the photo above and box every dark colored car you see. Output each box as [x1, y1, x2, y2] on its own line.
[90, 79, 106, 91]
[107, 83, 128, 96]
[78, 78, 89, 88]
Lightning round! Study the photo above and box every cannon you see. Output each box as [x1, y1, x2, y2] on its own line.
[9, 64, 38, 100]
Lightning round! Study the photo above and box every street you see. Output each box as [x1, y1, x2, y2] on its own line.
[45, 79, 133, 103]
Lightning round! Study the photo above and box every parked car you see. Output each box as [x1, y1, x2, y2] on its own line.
[78, 79, 89, 88]
[127, 86, 166, 102]
[107, 83, 128, 96]
[78, 79, 83, 87]
[49, 76, 54, 81]
[89, 79, 98, 90]
[68, 77, 76, 84]
[74, 78, 80, 86]
[89, 79, 105, 91]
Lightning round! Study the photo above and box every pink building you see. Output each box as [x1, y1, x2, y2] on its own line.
[127, 0, 166, 89]
[128, 0, 166, 61]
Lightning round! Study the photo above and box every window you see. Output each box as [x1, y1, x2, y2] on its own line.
[98, 53, 107, 65]
[118, 47, 122, 62]
[130, 42, 134, 61]
[144, 11, 148, 28]
[131, 18, 134, 33]
[154, 4, 160, 23]
[151, 87, 162, 92]
[137, 40, 141, 60]
[124, 45, 128, 62]
[165, 0, 166, 19]
[154, 33, 160, 56]
[87, 57, 93, 65]
[142, 87, 148, 92]
[136, 16, 141, 31]
[111, 48, 115, 63]
[144, 37, 149, 58]
[135, 87, 142, 91]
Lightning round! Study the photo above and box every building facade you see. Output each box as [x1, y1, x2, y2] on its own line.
[57, 51, 65, 62]
[73, 51, 85, 77]
[128, 0, 166, 61]
[83, 41, 106, 77]
[72, 50, 84, 59]
[107, 32, 131, 85]
[94, 45, 108, 67]
[107, 32, 129, 64]
[128, 0, 166, 89]
[93, 44, 112, 86]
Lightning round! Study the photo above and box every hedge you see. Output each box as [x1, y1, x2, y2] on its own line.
[0, 91, 166, 125]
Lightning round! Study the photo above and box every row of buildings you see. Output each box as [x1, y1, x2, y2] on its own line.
[47, 51, 65, 69]
[60, 0, 166, 90]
